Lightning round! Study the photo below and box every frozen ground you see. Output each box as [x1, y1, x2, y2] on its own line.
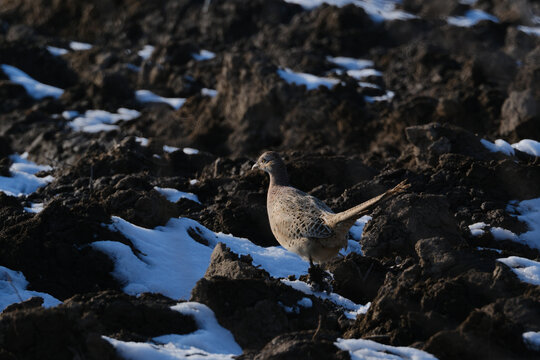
[0, 153, 53, 197]
[1, 64, 63, 99]
[0, 266, 61, 312]
[136, 90, 186, 110]
[68, 108, 141, 133]
[105, 302, 242, 360]
[335, 338, 438, 360]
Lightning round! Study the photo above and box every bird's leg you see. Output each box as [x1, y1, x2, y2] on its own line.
[307, 257, 332, 293]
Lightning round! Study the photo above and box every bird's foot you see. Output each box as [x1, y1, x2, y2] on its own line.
[308, 265, 333, 293]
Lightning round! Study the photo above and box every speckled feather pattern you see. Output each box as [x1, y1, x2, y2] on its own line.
[255, 151, 409, 263]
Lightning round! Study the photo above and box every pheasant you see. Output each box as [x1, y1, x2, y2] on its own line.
[252, 151, 409, 267]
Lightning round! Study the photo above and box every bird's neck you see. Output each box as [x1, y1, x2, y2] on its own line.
[269, 167, 289, 187]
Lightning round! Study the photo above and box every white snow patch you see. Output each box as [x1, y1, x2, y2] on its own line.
[512, 139, 540, 157]
[192, 50, 216, 61]
[24, 202, 44, 214]
[189, 179, 199, 185]
[358, 81, 381, 89]
[476, 247, 502, 254]
[0, 154, 53, 197]
[69, 41, 92, 51]
[92, 216, 309, 299]
[1, 64, 64, 100]
[105, 304, 243, 360]
[345, 68, 383, 79]
[490, 227, 518, 241]
[365, 90, 395, 103]
[518, 25, 540, 37]
[62, 110, 80, 120]
[481, 138, 540, 157]
[298, 297, 313, 308]
[201, 88, 218, 97]
[480, 139, 515, 156]
[163, 145, 179, 153]
[327, 56, 374, 70]
[138, 45, 155, 60]
[281, 279, 370, 319]
[284, 0, 416, 22]
[342, 215, 371, 256]
[183, 147, 199, 155]
[46, 46, 68, 56]
[68, 108, 141, 133]
[523, 331, 540, 351]
[277, 68, 339, 90]
[447, 9, 499, 27]
[135, 137, 149, 147]
[507, 197, 540, 250]
[497, 256, 540, 286]
[136, 90, 186, 110]
[335, 338, 438, 360]
[0, 266, 61, 312]
[469, 222, 488, 236]
[154, 186, 200, 204]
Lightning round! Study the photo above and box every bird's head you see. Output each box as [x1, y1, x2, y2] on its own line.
[252, 151, 285, 175]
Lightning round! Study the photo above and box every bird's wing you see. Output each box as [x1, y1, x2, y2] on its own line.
[273, 187, 334, 240]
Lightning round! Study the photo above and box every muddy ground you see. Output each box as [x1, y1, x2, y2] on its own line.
[0, 0, 539, 359]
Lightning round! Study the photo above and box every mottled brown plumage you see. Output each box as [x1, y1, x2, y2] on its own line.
[253, 151, 409, 264]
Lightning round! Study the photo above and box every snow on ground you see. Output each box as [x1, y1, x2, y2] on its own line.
[154, 186, 201, 204]
[327, 56, 374, 71]
[161, 145, 199, 155]
[468, 222, 518, 241]
[507, 197, 540, 251]
[342, 215, 371, 256]
[335, 338, 438, 360]
[135, 90, 186, 110]
[105, 302, 242, 360]
[192, 50, 216, 61]
[365, 90, 395, 103]
[327, 55, 394, 102]
[24, 202, 44, 214]
[201, 88, 218, 97]
[476, 247, 502, 254]
[512, 139, 540, 157]
[518, 25, 540, 37]
[447, 9, 499, 27]
[92, 216, 310, 299]
[1, 64, 64, 99]
[163, 145, 179, 153]
[282, 279, 370, 319]
[480, 139, 515, 156]
[69, 41, 92, 51]
[469, 222, 487, 236]
[68, 108, 141, 133]
[497, 256, 540, 286]
[46, 45, 69, 56]
[284, 0, 415, 22]
[481, 138, 540, 157]
[0, 266, 61, 312]
[183, 147, 199, 155]
[138, 45, 155, 60]
[135, 137, 149, 147]
[278, 68, 340, 90]
[523, 331, 540, 351]
[0, 154, 53, 197]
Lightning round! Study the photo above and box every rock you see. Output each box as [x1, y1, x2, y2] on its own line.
[500, 90, 539, 139]
[204, 242, 269, 280]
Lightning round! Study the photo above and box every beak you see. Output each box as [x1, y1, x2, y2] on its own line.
[252, 162, 259, 170]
